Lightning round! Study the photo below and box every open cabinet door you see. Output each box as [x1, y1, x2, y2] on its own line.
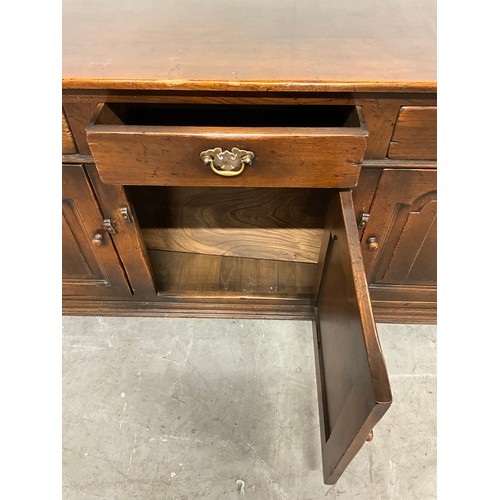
[314, 190, 392, 484]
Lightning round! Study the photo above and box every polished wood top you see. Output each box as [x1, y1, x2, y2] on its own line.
[63, 0, 436, 92]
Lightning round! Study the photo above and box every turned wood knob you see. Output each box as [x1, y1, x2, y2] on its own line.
[367, 237, 379, 250]
[366, 430, 374, 442]
[92, 233, 103, 246]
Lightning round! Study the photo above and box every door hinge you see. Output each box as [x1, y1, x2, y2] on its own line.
[103, 218, 117, 234]
[357, 212, 370, 230]
[119, 206, 133, 223]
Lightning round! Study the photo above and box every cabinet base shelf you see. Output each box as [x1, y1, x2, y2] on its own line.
[62, 298, 316, 320]
[62, 297, 436, 323]
[371, 301, 436, 324]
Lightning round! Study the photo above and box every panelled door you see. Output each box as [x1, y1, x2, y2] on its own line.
[62, 164, 131, 297]
[361, 168, 437, 303]
[314, 190, 392, 484]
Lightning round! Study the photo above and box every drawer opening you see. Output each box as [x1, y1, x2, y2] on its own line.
[126, 186, 331, 300]
[97, 103, 360, 128]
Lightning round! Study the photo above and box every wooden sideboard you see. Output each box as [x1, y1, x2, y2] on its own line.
[62, 0, 436, 485]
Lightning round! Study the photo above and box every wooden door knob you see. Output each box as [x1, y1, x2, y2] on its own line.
[367, 237, 379, 250]
[92, 233, 103, 246]
[366, 430, 374, 442]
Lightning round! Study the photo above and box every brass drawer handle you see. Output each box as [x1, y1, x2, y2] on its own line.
[200, 147, 254, 177]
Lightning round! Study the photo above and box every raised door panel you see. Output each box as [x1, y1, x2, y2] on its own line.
[314, 191, 391, 484]
[62, 164, 131, 297]
[361, 169, 437, 303]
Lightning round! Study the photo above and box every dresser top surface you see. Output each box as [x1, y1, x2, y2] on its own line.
[62, 0, 436, 93]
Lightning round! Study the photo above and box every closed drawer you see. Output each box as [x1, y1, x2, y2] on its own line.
[387, 106, 437, 160]
[86, 103, 368, 188]
[62, 111, 77, 154]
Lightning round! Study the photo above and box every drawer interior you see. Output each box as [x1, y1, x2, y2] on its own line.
[126, 186, 331, 300]
[98, 102, 361, 128]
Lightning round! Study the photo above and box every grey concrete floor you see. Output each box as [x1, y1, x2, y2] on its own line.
[62, 318, 436, 499]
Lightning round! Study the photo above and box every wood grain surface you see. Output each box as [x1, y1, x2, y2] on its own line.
[128, 186, 329, 263]
[63, 0, 436, 92]
[314, 190, 391, 484]
[62, 111, 77, 154]
[149, 250, 316, 298]
[85, 165, 158, 297]
[388, 106, 437, 160]
[143, 228, 324, 264]
[361, 168, 437, 289]
[62, 165, 131, 297]
[87, 103, 368, 188]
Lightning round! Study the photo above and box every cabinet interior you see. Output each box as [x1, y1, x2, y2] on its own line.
[98, 102, 360, 128]
[126, 186, 332, 301]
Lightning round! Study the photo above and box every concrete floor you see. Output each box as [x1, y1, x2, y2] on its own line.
[62, 318, 436, 499]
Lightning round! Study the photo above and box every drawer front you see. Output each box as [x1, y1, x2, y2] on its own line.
[62, 111, 77, 154]
[86, 103, 368, 188]
[387, 106, 436, 160]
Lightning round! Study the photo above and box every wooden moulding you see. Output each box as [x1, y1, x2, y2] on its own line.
[62, 297, 436, 324]
[62, 297, 316, 320]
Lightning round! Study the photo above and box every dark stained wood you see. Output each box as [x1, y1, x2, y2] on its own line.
[86, 103, 368, 188]
[351, 168, 382, 238]
[62, 165, 131, 297]
[361, 101, 402, 159]
[361, 169, 437, 312]
[382, 202, 436, 284]
[314, 190, 391, 484]
[62, 154, 94, 164]
[362, 159, 436, 169]
[63, 0, 436, 92]
[63, 101, 98, 154]
[388, 106, 437, 160]
[362, 168, 437, 291]
[62, 297, 315, 320]
[62, 111, 77, 154]
[369, 284, 436, 304]
[143, 228, 323, 264]
[85, 165, 157, 298]
[63, 95, 435, 165]
[62, 0, 437, 483]
[62, 296, 436, 323]
[371, 300, 437, 324]
[62, 214, 93, 278]
[149, 250, 317, 299]
[127, 186, 329, 264]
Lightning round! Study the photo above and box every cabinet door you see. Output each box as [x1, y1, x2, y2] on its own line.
[62, 165, 131, 297]
[361, 169, 437, 301]
[314, 191, 392, 484]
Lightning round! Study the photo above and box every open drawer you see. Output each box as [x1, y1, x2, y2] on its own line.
[86, 103, 368, 188]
